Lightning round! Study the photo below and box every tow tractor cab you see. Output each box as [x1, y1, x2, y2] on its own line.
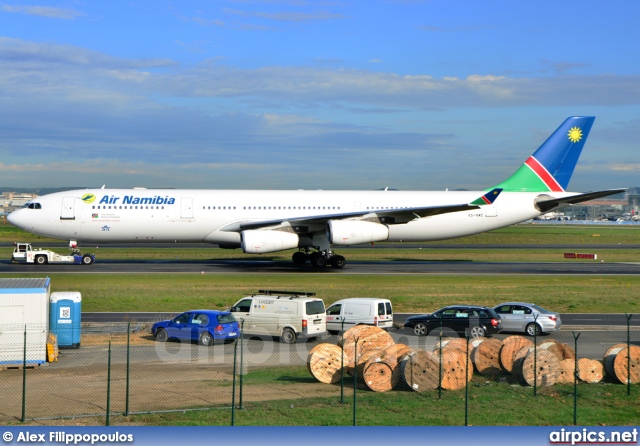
[325, 298, 393, 334]
[230, 290, 326, 344]
[11, 242, 95, 265]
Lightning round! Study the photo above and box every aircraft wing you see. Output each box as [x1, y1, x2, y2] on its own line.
[535, 189, 627, 213]
[221, 188, 503, 232]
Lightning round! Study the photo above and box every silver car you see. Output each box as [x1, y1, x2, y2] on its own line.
[493, 302, 562, 336]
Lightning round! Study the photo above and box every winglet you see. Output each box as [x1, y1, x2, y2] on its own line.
[470, 188, 502, 206]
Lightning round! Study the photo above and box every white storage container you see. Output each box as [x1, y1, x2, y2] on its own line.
[0, 278, 51, 365]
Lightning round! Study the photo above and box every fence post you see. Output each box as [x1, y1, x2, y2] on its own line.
[438, 315, 443, 399]
[533, 314, 538, 397]
[125, 322, 130, 416]
[21, 325, 27, 422]
[572, 332, 580, 426]
[625, 314, 633, 396]
[353, 336, 358, 426]
[340, 318, 345, 404]
[106, 340, 111, 427]
[465, 335, 469, 426]
[231, 337, 238, 426]
[239, 319, 244, 409]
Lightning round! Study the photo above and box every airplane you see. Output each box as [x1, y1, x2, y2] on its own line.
[8, 116, 624, 269]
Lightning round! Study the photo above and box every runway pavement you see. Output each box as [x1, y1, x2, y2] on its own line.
[2, 257, 640, 275]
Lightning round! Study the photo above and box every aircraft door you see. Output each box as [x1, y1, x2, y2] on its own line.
[61, 197, 76, 220]
[485, 205, 497, 217]
[181, 198, 193, 219]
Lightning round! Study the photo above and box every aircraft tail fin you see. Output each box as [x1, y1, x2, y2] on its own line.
[491, 116, 595, 192]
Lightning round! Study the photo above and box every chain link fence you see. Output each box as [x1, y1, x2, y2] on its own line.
[0, 318, 638, 426]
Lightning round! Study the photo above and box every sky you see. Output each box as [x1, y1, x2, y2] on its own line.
[1, 0, 639, 192]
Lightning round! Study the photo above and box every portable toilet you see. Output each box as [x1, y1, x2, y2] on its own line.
[49, 292, 82, 349]
[0, 278, 50, 365]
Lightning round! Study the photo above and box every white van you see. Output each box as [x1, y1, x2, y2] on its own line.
[230, 290, 326, 343]
[325, 298, 393, 334]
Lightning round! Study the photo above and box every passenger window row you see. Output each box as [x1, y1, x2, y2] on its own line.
[92, 205, 165, 210]
[202, 205, 342, 211]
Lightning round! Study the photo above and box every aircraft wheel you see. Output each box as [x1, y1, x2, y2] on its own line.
[330, 255, 346, 269]
[292, 251, 308, 265]
[309, 253, 327, 268]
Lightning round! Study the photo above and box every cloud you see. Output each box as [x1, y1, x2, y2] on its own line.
[3, 38, 640, 113]
[1, 38, 639, 190]
[1, 4, 83, 19]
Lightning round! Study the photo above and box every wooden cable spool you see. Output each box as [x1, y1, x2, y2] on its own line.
[557, 358, 576, 384]
[500, 336, 534, 373]
[577, 358, 604, 383]
[512, 346, 535, 380]
[469, 336, 486, 358]
[473, 338, 503, 375]
[612, 345, 640, 384]
[440, 348, 473, 390]
[401, 350, 440, 392]
[363, 355, 395, 392]
[537, 340, 565, 362]
[307, 343, 348, 384]
[340, 325, 395, 365]
[381, 343, 414, 365]
[381, 344, 415, 390]
[559, 343, 576, 361]
[521, 348, 560, 387]
[434, 337, 472, 363]
[352, 348, 384, 377]
[603, 343, 629, 380]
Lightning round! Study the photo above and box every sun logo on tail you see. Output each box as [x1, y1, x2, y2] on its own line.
[568, 126, 583, 143]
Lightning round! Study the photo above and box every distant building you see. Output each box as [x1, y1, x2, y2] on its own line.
[1, 191, 39, 215]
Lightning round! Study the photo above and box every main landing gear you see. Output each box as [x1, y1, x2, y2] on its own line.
[292, 249, 346, 269]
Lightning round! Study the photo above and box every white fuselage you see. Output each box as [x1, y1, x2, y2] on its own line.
[7, 188, 570, 247]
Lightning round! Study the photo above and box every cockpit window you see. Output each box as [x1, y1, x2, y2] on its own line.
[22, 203, 42, 209]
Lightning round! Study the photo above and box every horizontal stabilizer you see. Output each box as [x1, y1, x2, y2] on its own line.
[535, 189, 627, 213]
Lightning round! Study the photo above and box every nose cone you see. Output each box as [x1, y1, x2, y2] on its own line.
[7, 209, 27, 229]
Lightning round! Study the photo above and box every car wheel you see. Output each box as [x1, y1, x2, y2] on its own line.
[155, 328, 168, 342]
[413, 322, 428, 337]
[199, 331, 213, 346]
[328, 330, 339, 335]
[469, 326, 485, 338]
[525, 323, 541, 336]
[281, 327, 297, 344]
[35, 255, 47, 265]
[82, 254, 93, 265]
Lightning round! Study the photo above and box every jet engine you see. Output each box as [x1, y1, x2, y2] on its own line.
[327, 220, 389, 245]
[240, 230, 299, 254]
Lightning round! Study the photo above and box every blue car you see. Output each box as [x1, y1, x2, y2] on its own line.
[152, 310, 240, 346]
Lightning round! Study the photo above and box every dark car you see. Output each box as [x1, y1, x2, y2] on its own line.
[151, 310, 240, 346]
[404, 305, 502, 338]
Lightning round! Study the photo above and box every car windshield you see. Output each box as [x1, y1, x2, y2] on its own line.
[217, 313, 237, 324]
[306, 300, 325, 315]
